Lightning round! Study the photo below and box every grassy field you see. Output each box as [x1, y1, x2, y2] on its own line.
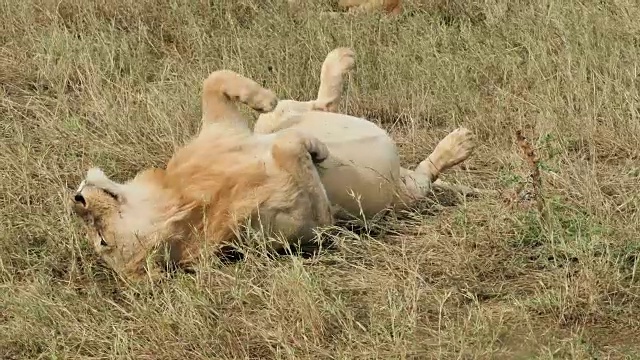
[2, 0, 640, 358]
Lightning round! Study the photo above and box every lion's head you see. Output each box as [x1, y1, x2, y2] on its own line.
[70, 168, 179, 279]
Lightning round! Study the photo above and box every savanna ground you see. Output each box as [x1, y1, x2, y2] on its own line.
[1, 0, 639, 358]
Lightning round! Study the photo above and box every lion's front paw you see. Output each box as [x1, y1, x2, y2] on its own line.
[438, 127, 476, 168]
[305, 137, 330, 164]
[251, 89, 278, 113]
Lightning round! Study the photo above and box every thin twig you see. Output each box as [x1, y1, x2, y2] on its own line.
[516, 130, 547, 225]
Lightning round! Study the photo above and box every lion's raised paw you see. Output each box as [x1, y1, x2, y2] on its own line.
[438, 127, 476, 168]
[305, 137, 330, 164]
[325, 47, 356, 74]
[250, 89, 278, 113]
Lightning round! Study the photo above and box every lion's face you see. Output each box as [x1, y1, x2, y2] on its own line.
[71, 183, 127, 268]
[70, 169, 167, 277]
[71, 168, 190, 279]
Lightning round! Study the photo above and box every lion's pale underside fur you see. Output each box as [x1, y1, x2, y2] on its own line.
[255, 47, 478, 218]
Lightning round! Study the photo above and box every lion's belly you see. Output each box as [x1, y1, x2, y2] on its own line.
[287, 111, 401, 218]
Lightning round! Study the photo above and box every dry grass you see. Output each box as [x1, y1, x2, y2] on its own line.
[2, 0, 640, 358]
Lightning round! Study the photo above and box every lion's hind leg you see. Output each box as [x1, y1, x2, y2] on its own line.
[253, 47, 355, 135]
[417, 127, 476, 183]
[314, 47, 356, 112]
[396, 127, 479, 205]
[201, 70, 278, 128]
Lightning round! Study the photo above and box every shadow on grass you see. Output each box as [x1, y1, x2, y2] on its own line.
[216, 185, 475, 265]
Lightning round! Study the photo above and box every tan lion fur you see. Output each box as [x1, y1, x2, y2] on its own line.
[338, 0, 402, 15]
[71, 71, 333, 281]
[254, 47, 479, 218]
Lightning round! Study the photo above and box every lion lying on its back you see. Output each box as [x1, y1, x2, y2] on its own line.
[70, 47, 479, 281]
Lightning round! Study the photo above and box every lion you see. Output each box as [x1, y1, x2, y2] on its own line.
[287, 0, 402, 16]
[70, 71, 335, 281]
[70, 48, 478, 281]
[254, 47, 478, 219]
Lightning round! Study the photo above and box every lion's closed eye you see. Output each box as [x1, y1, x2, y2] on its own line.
[101, 188, 119, 201]
[98, 231, 109, 247]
